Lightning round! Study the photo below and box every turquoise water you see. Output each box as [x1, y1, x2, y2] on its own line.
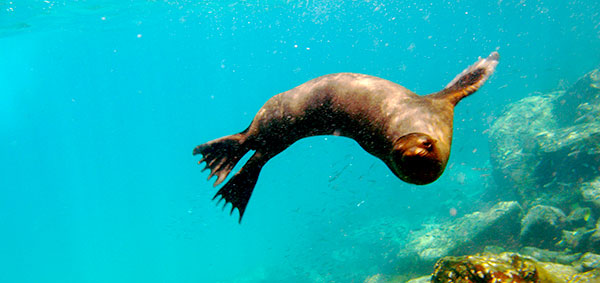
[1, 1, 599, 282]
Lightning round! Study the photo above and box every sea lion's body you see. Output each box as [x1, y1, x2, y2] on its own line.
[245, 73, 454, 179]
[194, 52, 499, 222]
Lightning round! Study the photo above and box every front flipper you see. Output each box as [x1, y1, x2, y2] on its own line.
[213, 151, 268, 223]
[432, 51, 499, 105]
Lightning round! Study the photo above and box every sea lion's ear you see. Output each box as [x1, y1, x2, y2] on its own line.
[431, 51, 499, 106]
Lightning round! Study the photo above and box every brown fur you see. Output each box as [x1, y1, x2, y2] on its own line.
[194, 52, 499, 222]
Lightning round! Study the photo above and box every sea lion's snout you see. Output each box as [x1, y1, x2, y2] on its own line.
[403, 137, 433, 157]
[391, 133, 444, 185]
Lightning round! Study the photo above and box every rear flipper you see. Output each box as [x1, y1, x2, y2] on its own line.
[432, 51, 499, 105]
[193, 134, 248, 187]
[194, 135, 268, 222]
[212, 151, 268, 222]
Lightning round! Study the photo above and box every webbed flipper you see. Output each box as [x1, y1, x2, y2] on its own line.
[193, 134, 248, 187]
[194, 135, 268, 222]
[432, 51, 499, 105]
[212, 151, 267, 222]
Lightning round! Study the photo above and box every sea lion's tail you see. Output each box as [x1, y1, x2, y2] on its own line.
[194, 134, 263, 222]
[431, 51, 499, 105]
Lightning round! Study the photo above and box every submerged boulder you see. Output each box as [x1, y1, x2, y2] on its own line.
[589, 219, 600, 254]
[557, 228, 597, 253]
[489, 67, 600, 211]
[566, 206, 594, 229]
[553, 69, 600, 126]
[520, 205, 566, 249]
[397, 201, 522, 269]
[489, 94, 556, 190]
[405, 276, 430, 283]
[430, 252, 600, 283]
[573, 252, 600, 273]
[581, 177, 600, 211]
[519, 246, 581, 265]
[431, 253, 546, 282]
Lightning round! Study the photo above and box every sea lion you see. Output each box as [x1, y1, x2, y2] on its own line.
[194, 52, 499, 222]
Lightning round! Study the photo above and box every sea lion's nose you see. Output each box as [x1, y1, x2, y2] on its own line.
[419, 137, 435, 151]
[422, 140, 432, 150]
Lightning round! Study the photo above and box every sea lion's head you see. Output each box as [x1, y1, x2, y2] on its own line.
[389, 133, 446, 185]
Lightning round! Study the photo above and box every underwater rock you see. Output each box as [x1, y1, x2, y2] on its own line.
[557, 228, 597, 253]
[489, 67, 600, 211]
[589, 219, 600, 253]
[391, 249, 600, 282]
[363, 273, 389, 283]
[573, 252, 600, 272]
[429, 252, 598, 283]
[520, 246, 581, 265]
[483, 245, 506, 254]
[405, 275, 431, 283]
[553, 69, 600, 127]
[432, 253, 552, 282]
[489, 94, 556, 190]
[567, 269, 600, 283]
[581, 177, 600, 211]
[566, 206, 594, 229]
[400, 201, 522, 266]
[520, 205, 566, 249]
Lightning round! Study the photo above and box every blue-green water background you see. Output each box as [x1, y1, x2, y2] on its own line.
[1, 1, 599, 282]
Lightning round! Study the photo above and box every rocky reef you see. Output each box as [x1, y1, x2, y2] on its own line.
[486, 67, 600, 253]
[392, 205, 600, 282]
[399, 201, 522, 265]
[365, 67, 600, 282]
[430, 252, 600, 282]
[370, 250, 600, 282]
[486, 66, 600, 256]
[488, 68, 600, 212]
